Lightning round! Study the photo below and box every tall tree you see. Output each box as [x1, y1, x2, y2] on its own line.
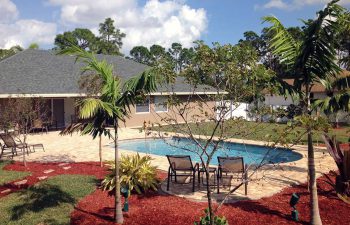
[150, 44, 166, 63]
[168, 42, 183, 73]
[239, 31, 264, 55]
[130, 46, 151, 65]
[59, 45, 161, 224]
[54, 28, 97, 51]
[97, 18, 126, 55]
[263, 1, 344, 224]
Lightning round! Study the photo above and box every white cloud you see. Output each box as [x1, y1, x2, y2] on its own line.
[0, 0, 18, 23]
[47, 0, 208, 53]
[258, 0, 350, 10]
[0, 20, 57, 49]
[262, 0, 289, 9]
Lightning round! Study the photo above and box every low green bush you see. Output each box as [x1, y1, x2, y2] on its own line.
[101, 153, 159, 194]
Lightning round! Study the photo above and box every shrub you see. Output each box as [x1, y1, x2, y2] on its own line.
[195, 208, 229, 225]
[101, 153, 159, 194]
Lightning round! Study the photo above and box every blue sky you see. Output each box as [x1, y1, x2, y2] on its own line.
[1, 0, 349, 53]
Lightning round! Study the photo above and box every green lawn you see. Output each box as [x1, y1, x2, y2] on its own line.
[0, 161, 31, 186]
[154, 121, 350, 145]
[0, 174, 97, 225]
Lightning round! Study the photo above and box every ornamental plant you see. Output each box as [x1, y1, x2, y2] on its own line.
[102, 153, 159, 194]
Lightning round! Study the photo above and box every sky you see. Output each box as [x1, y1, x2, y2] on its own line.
[0, 0, 349, 55]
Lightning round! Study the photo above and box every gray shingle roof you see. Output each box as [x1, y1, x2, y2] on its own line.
[0, 49, 215, 96]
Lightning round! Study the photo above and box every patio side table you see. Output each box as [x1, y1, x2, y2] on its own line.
[199, 167, 217, 187]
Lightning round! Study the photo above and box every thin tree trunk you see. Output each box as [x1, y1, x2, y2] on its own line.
[99, 135, 103, 167]
[205, 165, 214, 225]
[114, 119, 123, 224]
[305, 84, 322, 225]
[23, 147, 26, 167]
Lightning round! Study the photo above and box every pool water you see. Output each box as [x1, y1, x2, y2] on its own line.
[118, 138, 302, 165]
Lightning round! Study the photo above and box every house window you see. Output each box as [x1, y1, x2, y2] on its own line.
[154, 96, 168, 112]
[136, 97, 150, 113]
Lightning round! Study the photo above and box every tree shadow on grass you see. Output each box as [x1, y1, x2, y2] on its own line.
[10, 183, 75, 220]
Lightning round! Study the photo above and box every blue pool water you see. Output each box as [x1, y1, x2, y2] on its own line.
[119, 138, 302, 165]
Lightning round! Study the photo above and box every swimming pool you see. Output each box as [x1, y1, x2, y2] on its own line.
[118, 138, 302, 165]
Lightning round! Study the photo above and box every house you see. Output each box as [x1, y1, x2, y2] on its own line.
[0, 49, 217, 128]
[222, 70, 350, 122]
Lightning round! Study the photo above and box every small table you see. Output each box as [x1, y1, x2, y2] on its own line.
[199, 167, 217, 187]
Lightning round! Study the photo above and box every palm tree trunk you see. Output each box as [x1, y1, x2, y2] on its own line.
[99, 135, 103, 167]
[114, 119, 123, 224]
[306, 85, 322, 225]
[307, 131, 322, 225]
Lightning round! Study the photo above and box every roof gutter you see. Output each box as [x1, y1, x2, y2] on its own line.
[0, 91, 227, 98]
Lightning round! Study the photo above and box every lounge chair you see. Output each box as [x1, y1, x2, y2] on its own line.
[217, 156, 248, 195]
[166, 155, 199, 192]
[0, 133, 44, 158]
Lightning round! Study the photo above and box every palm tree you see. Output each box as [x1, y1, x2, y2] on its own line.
[263, 1, 344, 224]
[59, 45, 160, 224]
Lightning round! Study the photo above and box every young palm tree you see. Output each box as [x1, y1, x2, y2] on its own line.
[59, 45, 160, 224]
[263, 1, 344, 224]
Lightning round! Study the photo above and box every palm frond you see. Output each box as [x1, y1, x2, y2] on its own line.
[262, 16, 300, 67]
[332, 76, 350, 90]
[79, 98, 114, 119]
[123, 69, 160, 95]
[297, 0, 344, 80]
[314, 91, 350, 112]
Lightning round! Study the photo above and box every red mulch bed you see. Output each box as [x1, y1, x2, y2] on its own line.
[71, 172, 350, 225]
[1, 161, 350, 225]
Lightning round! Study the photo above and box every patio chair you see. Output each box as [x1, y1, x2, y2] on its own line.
[166, 155, 200, 192]
[0, 133, 44, 158]
[29, 119, 48, 134]
[217, 156, 248, 195]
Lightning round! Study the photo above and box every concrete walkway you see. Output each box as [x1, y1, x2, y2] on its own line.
[4, 129, 337, 202]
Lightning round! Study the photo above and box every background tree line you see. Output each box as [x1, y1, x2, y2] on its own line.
[1, 13, 349, 73]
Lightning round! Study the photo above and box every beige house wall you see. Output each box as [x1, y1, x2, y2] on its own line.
[123, 95, 216, 127]
[0, 95, 216, 128]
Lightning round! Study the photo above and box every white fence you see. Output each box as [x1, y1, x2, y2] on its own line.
[216, 101, 289, 123]
[216, 101, 253, 121]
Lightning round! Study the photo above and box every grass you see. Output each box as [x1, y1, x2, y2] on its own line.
[0, 161, 31, 186]
[154, 120, 350, 145]
[0, 174, 97, 225]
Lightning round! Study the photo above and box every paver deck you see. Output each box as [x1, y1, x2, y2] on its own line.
[5, 128, 337, 202]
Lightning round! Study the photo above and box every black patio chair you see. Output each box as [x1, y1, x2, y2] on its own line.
[217, 156, 248, 195]
[166, 155, 200, 192]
